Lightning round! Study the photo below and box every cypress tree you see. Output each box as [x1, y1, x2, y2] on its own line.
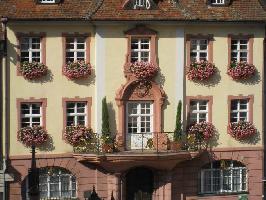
[102, 97, 110, 136]
[174, 100, 182, 141]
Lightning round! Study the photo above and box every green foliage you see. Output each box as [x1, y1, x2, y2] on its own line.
[174, 100, 182, 142]
[102, 97, 110, 136]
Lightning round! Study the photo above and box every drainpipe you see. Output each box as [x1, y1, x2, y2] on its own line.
[263, 25, 266, 199]
[1, 16, 8, 200]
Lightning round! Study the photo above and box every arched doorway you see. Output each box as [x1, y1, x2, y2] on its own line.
[126, 167, 154, 200]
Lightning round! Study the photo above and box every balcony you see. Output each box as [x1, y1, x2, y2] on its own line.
[73, 132, 204, 172]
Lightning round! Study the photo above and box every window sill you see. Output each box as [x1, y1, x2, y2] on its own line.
[198, 191, 248, 197]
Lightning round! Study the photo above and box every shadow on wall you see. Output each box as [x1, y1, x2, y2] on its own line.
[232, 70, 261, 85]
[71, 69, 96, 86]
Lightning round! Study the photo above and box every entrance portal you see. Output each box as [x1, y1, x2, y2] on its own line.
[126, 167, 154, 200]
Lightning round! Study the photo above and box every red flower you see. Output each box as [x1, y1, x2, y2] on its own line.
[17, 126, 48, 147]
[186, 61, 216, 81]
[63, 60, 92, 80]
[20, 61, 48, 80]
[187, 121, 215, 141]
[228, 121, 256, 140]
[130, 61, 158, 80]
[227, 62, 256, 80]
[64, 125, 94, 146]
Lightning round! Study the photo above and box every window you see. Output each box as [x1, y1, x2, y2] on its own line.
[186, 34, 213, 65]
[131, 38, 150, 62]
[65, 37, 86, 62]
[134, 0, 151, 9]
[20, 103, 42, 127]
[190, 39, 208, 62]
[39, 167, 77, 199]
[189, 100, 208, 123]
[66, 102, 87, 126]
[211, 0, 225, 4]
[201, 160, 247, 194]
[231, 39, 248, 62]
[127, 102, 153, 134]
[20, 37, 41, 63]
[40, 0, 55, 3]
[62, 97, 92, 128]
[230, 99, 249, 123]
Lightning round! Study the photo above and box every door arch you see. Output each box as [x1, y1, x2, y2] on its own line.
[126, 167, 154, 200]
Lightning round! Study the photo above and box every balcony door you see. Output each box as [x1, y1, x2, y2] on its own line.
[126, 101, 153, 150]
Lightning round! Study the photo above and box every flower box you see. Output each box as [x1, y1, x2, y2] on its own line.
[130, 61, 159, 80]
[228, 121, 256, 140]
[227, 62, 256, 80]
[64, 125, 94, 147]
[19, 61, 48, 80]
[187, 121, 215, 150]
[186, 61, 216, 81]
[17, 126, 48, 147]
[63, 60, 92, 80]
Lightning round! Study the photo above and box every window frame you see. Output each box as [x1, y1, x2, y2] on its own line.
[228, 34, 254, 65]
[62, 33, 90, 67]
[186, 34, 213, 65]
[210, 0, 225, 5]
[190, 39, 209, 62]
[66, 102, 88, 126]
[16, 98, 47, 130]
[200, 160, 248, 194]
[126, 101, 154, 134]
[228, 95, 254, 124]
[38, 168, 77, 199]
[62, 97, 92, 129]
[16, 32, 46, 75]
[186, 96, 213, 125]
[130, 37, 151, 62]
[20, 102, 43, 128]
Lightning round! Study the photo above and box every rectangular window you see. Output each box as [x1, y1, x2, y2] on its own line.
[211, 0, 225, 4]
[20, 103, 42, 127]
[131, 38, 150, 62]
[127, 102, 153, 134]
[190, 39, 208, 62]
[230, 99, 249, 123]
[20, 37, 41, 63]
[231, 39, 248, 62]
[66, 37, 86, 62]
[66, 102, 87, 126]
[189, 100, 208, 123]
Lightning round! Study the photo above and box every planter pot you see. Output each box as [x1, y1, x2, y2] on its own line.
[102, 143, 113, 153]
[170, 141, 182, 151]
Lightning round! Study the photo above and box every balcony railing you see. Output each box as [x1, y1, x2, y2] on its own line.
[72, 132, 208, 155]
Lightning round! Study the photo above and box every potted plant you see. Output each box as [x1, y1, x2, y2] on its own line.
[187, 121, 215, 150]
[63, 125, 96, 153]
[130, 61, 159, 80]
[228, 121, 256, 140]
[17, 125, 48, 147]
[186, 60, 216, 81]
[227, 61, 256, 80]
[19, 61, 48, 80]
[146, 138, 154, 149]
[63, 60, 92, 80]
[171, 101, 183, 151]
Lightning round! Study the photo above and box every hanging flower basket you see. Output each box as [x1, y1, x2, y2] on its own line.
[130, 61, 159, 80]
[227, 62, 256, 80]
[187, 121, 215, 141]
[17, 126, 48, 147]
[63, 60, 92, 80]
[19, 61, 48, 80]
[64, 125, 94, 146]
[186, 61, 216, 81]
[228, 121, 257, 140]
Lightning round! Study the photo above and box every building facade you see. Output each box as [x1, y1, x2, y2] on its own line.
[0, 0, 266, 199]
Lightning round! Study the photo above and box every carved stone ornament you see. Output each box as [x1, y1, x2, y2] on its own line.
[133, 80, 152, 98]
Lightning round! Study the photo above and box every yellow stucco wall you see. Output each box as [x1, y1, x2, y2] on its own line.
[6, 23, 264, 155]
[7, 22, 95, 155]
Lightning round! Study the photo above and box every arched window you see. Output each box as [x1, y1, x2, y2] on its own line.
[39, 167, 77, 199]
[200, 160, 247, 194]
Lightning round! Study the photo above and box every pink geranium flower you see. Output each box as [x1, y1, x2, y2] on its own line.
[186, 61, 216, 81]
[63, 60, 92, 80]
[130, 61, 159, 80]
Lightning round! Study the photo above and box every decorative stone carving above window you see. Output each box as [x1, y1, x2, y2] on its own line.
[122, 0, 158, 10]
